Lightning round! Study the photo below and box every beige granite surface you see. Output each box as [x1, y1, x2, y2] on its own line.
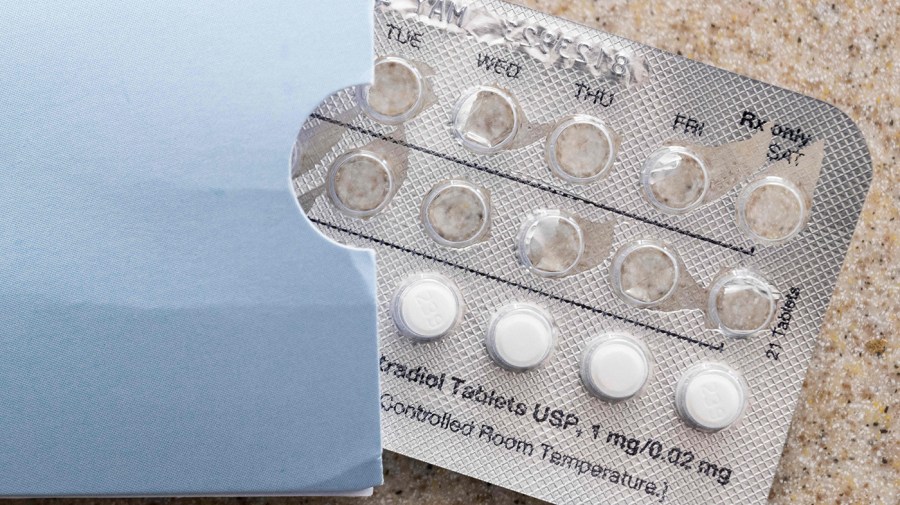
[14, 1, 897, 505]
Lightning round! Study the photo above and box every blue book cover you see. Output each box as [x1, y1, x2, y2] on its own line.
[0, 0, 383, 496]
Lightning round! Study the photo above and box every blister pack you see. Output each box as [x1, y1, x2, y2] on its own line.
[291, 1, 873, 503]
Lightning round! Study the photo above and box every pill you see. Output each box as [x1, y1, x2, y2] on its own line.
[581, 333, 652, 402]
[451, 86, 519, 154]
[326, 150, 394, 218]
[611, 241, 679, 307]
[546, 115, 617, 183]
[486, 303, 556, 371]
[708, 269, 777, 338]
[516, 210, 584, 277]
[391, 273, 464, 342]
[421, 180, 490, 247]
[359, 56, 425, 124]
[641, 146, 709, 213]
[737, 176, 807, 244]
[675, 363, 748, 432]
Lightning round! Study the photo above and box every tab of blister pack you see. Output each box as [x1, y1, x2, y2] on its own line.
[292, 1, 873, 503]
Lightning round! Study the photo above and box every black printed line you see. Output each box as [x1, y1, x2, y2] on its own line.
[310, 113, 755, 256]
[312, 217, 725, 352]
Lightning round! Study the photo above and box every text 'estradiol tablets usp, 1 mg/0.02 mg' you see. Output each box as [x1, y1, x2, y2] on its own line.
[291, 1, 873, 503]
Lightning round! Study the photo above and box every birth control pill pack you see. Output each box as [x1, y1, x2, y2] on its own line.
[291, 1, 872, 503]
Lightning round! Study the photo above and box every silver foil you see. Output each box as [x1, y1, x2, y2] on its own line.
[292, 1, 873, 503]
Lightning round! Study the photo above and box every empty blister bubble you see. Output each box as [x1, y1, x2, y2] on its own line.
[451, 86, 520, 154]
[358, 56, 425, 124]
[326, 150, 395, 218]
[391, 273, 464, 342]
[421, 180, 491, 248]
[516, 210, 584, 278]
[580, 332, 652, 402]
[676, 362, 749, 432]
[641, 146, 710, 214]
[737, 176, 809, 244]
[708, 269, 778, 338]
[486, 303, 556, 371]
[546, 115, 617, 184]
[611, 240, 680, 307]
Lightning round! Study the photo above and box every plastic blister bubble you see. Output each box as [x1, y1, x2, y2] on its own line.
[291, 1, 873, 503]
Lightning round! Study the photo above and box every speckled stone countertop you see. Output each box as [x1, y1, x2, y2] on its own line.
[15, 1, 897, 505]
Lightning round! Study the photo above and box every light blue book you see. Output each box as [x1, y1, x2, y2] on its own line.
[0, 0, 382, 496]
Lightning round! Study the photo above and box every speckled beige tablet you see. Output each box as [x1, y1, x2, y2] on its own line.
[716, 285, 771, 332]
[361, 57, 423, 123]
[452, 87, 519, 154]
[517, 211, 584, 277]
[327, 151, 393, 217]
[613, 242, 679, 306]
[739, 177, 806, 243]
[547, 116, 616, 183]
[422, 181, 490, 247]
[642, 146, 709, 213]
[708, 270, 777, 337]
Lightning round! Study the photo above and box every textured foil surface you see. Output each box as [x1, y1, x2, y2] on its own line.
[292, 1, 873, 503]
